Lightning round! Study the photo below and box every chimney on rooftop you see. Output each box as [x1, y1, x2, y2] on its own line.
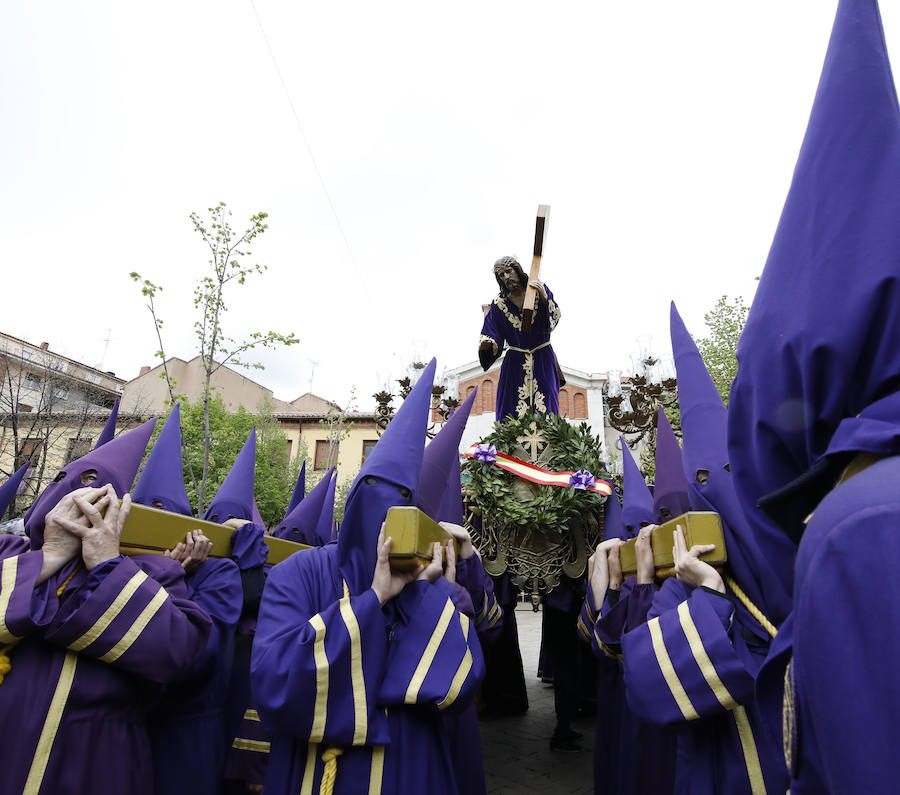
[40, 342, 49, 351]
[139, 366, 151, 376]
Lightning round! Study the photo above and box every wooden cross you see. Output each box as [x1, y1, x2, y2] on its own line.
[521, 204, 550, 333]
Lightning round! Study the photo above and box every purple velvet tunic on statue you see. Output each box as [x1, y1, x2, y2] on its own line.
[0, 538, 211, 795]
[480, 287, 561, 421]
[148, 558, 241, 795]
[251, 545, 485, 795]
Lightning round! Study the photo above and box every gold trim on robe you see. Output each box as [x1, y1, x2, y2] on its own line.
[24, 651, 79, 794]
[647, 616, 700, 720]
[405, 598, 455, 704]
[68, 570, 149, 651]
[98, 586, 168, 663]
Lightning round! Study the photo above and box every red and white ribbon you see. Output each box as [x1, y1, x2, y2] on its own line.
[464, 444, 613, 496]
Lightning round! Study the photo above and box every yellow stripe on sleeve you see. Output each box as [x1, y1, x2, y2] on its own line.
[309, 614, 328, 743]
[339, 594, 368, 745]
[0, 556, 21, 644]
[243, 709, 261, 722]
[405, 598, 455, 704]
[69, 570, 148, 651]
[438, 614, 473, 711]
[648, 615, 700, 720]
[231, 738, 270, 753]
[98, 587, 168, 663]
[676, 601, 739, 710]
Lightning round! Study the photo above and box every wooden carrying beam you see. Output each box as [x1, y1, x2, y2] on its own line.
[616, 511, 726, 579]
[521, 204, 550, 333]
[119, 503, 309, 566]
[117, 503, 456, 570]
[382, 506, 459, 572]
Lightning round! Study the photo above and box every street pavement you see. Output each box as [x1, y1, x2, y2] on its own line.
[480, 605, 595, 794]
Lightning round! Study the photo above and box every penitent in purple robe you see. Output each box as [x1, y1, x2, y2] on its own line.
[480, 286, 561, 421]
[727, 0, 900, 789]
[148, 558, 241, 795]
[134, 403, 244, 795]
[0, 537, 212, 795]
[0, 418, 212, 795]
[252, 546, 484, 795]
[252, 359, 484, 794]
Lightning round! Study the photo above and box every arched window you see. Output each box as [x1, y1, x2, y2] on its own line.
[573, 392, 587, 418]
[482, 379, 495, 413]
[466, 384, 478, 415]
[558, 388, 571, 417]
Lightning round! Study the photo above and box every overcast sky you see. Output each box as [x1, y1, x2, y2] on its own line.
[2, 2, 896, 411]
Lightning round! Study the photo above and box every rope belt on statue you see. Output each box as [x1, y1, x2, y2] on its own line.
[507, 341, 551, 411]
[0, 563, 81, 687]
[723, 574, 778, 639]
[506, 341, 552, 356]
[319, 746, 344, 795]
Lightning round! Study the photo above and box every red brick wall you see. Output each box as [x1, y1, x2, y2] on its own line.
[444, 372, 588, 419]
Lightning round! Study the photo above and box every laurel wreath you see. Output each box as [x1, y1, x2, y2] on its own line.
[462, 411, 610, 535]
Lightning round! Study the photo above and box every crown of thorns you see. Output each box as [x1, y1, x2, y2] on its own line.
[493, 256, 521, 271]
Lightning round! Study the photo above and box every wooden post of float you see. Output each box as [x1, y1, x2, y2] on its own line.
[521, 204, 550, 333]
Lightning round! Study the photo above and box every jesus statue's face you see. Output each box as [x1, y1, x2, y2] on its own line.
[496, 262, 523, 295]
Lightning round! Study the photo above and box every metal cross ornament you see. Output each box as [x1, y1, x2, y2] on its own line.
[516, 421, 547, 460]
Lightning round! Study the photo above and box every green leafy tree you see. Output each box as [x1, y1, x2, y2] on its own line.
[131, 202, 299, 513]
[142, 396, 302, 526]
[697, 295, 750, 406]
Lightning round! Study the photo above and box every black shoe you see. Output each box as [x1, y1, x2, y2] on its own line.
[550, 731, 583, 752]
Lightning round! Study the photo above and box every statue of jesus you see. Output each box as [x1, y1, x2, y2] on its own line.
[478, 255, 562, 421]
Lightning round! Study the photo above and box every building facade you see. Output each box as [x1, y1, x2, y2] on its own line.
[0, 333, 135, 510]
[440, 358, 635, 475]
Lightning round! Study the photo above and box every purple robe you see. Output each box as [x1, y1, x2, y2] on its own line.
[222, 522, 272, 789]
[480, 572, 529, 716]
[148, 558, 241, 795]
[582, 579, 677, 795]
[0, 537, 211, 795]
[443, 554, 502, 795]
[480, 286, 561, 421]
[251, 544, 485, 794]
[620, 579, 784, 794]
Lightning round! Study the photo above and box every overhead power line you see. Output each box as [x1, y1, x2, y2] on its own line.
[247, 0, 370, 294]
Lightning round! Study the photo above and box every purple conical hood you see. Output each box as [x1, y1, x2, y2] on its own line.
[93, 398, 120, 449]
[621, 437, 653, 533]
[287, 460, 306, 514]
[272, 467, 334, 545]
[417, 388, 477, 519]
[252, 501, 265, 527]
[653, 408, 691, 522]
[314, 470, 338, 546]
[132, 403, 191, 516]
[670, 304, 727, 478]
[671, 303, 792, 625]
[337, 358, 436, 594]
[0, 462, 30, 518]
[204, 427, 256, 524]
[436, 444, 465, 526]
[25, 418, 157, 548]
[604, 489, 629, 541]
[728, 0, 900, 575]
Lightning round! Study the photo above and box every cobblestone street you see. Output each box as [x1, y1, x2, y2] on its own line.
[480, 605, 594, 795]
